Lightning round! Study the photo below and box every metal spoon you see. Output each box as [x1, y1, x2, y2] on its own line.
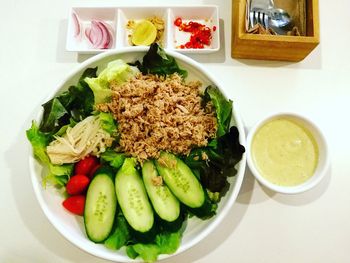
[268, 8, 294, 34]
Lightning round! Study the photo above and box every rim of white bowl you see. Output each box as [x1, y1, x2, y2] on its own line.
[28, 47, 247, 262]
[246, 112, 329, 195]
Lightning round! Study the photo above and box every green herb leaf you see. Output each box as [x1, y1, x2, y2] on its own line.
[137, 43, 188, 78]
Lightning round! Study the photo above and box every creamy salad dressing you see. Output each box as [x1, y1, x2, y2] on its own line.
[252, 118, 319, 186]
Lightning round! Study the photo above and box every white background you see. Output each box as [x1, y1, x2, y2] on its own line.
[1, 0, 350, 262]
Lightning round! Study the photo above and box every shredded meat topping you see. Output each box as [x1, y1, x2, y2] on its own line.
[98, 73, 217, 162]
[151, 176, 163, 186]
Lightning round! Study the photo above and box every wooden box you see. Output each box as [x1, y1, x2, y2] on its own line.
[231, 0, 320, 61]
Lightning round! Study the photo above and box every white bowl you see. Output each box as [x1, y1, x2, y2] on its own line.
[246, 112, 329, 194]
[29, 47, 246, 262]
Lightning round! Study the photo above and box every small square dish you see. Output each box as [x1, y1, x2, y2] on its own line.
[169, 6, 220, 53]
[66, 7, 118, 54]
[66, 5, 220, 54]
[116, 7, 168, 48]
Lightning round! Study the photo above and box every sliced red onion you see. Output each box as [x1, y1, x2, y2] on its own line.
[98, 21, 111, 49]
[85, 27, 91, 42]
[101, 21, 114, 48]
[91, 20, 103, 48]
[85, 20, 113, 49]
[75, 18, 114, 49]
[72, 12, 81, 38]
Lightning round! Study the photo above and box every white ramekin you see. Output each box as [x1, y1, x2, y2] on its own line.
[246, 112, 329, 194]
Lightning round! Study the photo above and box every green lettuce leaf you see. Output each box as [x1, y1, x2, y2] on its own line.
[85, 59, 139, 104]
[26, 121, 73, 187]
[27, 121, 52, 163]
[128, 244, 160, 263]
[53, 118, 77, 137]
[126, 230, 182, 262]
[84, 78, 112, 105]
[42, 164, 73, 187]
[39, 67, 96, 134]
[126, 246, 139, 259]
[65, 67, 96, 122]
[184, 126, 245, 199]
[155, 231, 182, 254]
[104, 211, 131, 250]
[100, 150, 125, 169]
[136, 43, 188, 78]
[204, 85, 232, 137]
[40, 98, 68, 133]
[99, 112, 118, 135]
[103, 210, 185, 262]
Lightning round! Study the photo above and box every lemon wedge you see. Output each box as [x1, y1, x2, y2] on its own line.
[132, 20, 157, 46]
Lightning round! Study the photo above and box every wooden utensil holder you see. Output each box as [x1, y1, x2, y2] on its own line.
[231, 0, 320, 61]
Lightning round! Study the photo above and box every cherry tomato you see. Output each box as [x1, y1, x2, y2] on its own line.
[66, 174, 90, 195]
[174, 17, 182, 27]
[74, 156, 99, 176]
[62, 195, 85, 216]
[89, 163, 101, 178]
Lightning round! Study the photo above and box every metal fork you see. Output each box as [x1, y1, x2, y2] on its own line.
[249, 0, 274, 29]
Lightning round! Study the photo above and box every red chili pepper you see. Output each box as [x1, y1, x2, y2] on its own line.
[174, 20, 212, 49]
[174, 17, 182, 27]
[66, 174, 90, 195]
[62, 195, 86, 216]
[74, 156, 99, 176]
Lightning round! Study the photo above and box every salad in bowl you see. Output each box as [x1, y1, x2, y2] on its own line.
[27, 44, 246, 262]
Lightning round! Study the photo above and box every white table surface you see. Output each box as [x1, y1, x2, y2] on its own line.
[1, 0, 350, 262]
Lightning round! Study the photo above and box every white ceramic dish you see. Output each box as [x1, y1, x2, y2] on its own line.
[66, 6, 220, 54]
[246, 112, 329, 194]
[29, 47, 245, 262]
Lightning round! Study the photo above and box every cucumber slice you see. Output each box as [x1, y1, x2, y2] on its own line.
[142, 160, 180, 222]
[84, 170, 117, 243]
[115, 158, 154, 233]
[132, 20, 157, 46]
[155, 152, 205, 208]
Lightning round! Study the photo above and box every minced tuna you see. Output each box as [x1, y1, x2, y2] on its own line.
[97, 73, 217, 162]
